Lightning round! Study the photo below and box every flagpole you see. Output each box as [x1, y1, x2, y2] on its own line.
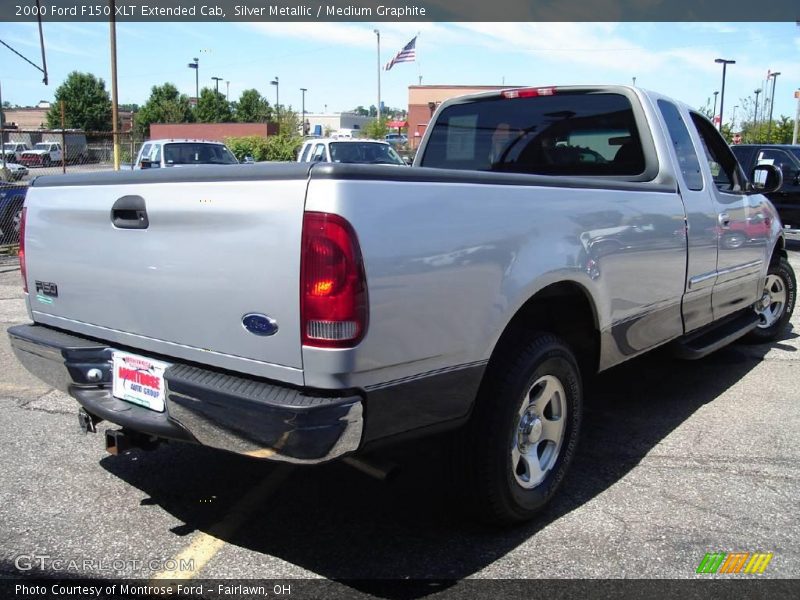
[416, 31, 422, 85]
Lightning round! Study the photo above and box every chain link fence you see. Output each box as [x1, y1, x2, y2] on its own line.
[1, 129, 143, 182]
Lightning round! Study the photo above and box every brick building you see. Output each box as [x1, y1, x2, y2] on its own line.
[148, 122, 278, 141]
[407, 85, 523, 147]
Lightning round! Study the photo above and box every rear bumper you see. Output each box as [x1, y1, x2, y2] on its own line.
[7, 323, 363, 464]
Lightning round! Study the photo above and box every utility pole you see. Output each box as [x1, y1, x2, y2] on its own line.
[374, 29, 381, 122]
[753, 89, 762, 142]
[731, 105, 738, 131]
[300, 87, 307, 136]
[712, 91, 719, 122]
[270, 76, 279, 129]
[109, 0, 120, 170]
[226, 81, 230, 101]
[714, 58, 735, 132]
[767, 71, 780, 142]
[0, 81, 6, 173]
[187, 58, 199, 107]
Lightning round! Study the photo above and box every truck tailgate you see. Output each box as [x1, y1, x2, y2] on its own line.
[24, 175, 308, 383]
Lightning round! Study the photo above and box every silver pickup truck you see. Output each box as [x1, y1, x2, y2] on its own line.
[8, 86, 795, 523]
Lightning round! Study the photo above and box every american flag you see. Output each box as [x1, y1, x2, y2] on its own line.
[384, 36, 417, 71]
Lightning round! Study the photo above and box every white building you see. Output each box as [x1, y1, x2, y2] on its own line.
[303, 113, 374, 137]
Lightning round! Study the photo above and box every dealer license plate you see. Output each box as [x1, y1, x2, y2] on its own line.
[111, 351, 169, 412]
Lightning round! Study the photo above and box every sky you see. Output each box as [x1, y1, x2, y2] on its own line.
[0, 21, 798, 128]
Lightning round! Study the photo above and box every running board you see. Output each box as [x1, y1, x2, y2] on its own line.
[672, 310, 759, 360]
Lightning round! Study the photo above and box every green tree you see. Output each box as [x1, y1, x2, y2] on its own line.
[363, 116, 389, 140]
[235, 89, 272, 122]
[134, 83, 193, 138]
[46, 71, 112, 131]
[195, 88, 233, 123]
[276, 105, 300, 137]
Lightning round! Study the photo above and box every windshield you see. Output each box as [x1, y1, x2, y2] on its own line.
[163, 143, 238, 165]
[33, 143, 50, 150]
[329, 142, 405, 165]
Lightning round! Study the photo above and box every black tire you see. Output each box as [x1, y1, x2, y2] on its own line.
[746, 255, 796, 343]
[465, 333, 582, 524]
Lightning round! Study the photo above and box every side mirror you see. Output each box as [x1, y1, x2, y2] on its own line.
[243, 155, 255, 164]
[750, 163, 783, 195]
[139, 158, 152, 169]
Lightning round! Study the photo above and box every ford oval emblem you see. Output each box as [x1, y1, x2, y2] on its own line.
[242, 313, 279, 337]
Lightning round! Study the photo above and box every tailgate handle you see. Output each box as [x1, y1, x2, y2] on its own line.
[111, 195, 149, 229]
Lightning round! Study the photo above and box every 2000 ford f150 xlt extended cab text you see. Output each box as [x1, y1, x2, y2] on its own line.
[8, 86, 796, 523]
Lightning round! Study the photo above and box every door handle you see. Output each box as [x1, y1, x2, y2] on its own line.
[111, 195, 149, 230]
[718, 212, 731, 229]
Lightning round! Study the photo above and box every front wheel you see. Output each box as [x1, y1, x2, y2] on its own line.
[466, 333, 582, 524]
[747, 255, 796, 343]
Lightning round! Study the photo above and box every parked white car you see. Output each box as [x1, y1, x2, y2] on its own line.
[297, 138, 406, 165]
[2, 142, 31, 163]
[20, 142, 62, 167]
[134, 139, 239, 169]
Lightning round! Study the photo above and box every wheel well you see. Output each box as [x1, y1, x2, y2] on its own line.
[488, 282, 600, 379]
[771, 236, 787, 265]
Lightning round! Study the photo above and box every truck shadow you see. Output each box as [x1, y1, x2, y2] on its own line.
[99, 332, 795, 597]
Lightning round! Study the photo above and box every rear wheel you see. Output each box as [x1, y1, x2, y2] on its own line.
[746, 255, 796, 343]
[466, 333, 582, 524]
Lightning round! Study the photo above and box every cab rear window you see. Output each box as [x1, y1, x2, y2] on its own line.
[419, 92, 646, 177]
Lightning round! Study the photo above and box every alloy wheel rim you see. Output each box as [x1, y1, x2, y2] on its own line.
[511, 374, 567, 489]
[757, 274, 787, 329]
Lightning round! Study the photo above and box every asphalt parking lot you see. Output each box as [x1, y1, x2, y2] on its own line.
[0, 246, 798, 594]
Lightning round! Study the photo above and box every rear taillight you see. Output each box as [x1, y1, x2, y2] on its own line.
[501, 87, 556, 99]
[19, 207, 27, 293]
[301, 212, 368, 348]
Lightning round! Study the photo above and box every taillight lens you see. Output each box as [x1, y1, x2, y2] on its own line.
[19, 207, 27, 293]
[301, 212, 368, 348]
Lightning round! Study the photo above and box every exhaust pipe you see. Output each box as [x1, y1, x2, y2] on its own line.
[342, 456, 399, 482]
[78, 408, 101, 434]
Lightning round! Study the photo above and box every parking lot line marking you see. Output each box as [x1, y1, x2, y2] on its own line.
[150, 464, 293, 583]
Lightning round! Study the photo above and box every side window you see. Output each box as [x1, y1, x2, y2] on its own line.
[757, 149, 795, 181]
[152, 144, 162, 167]
[689, 113, 743, 193]
[310, 144, 326, 162]
[300, 144, 311, 162]
[139, 144, 151, 163]
[658, 100, 703, 191]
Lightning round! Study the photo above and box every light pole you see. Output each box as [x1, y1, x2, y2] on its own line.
[767, 71, 780, 142]
[712, 91, 718, 122]
[715, 58, 735, 132]
[300, 87, 307, 136]
[226, 81, 229, 101]
[187, 57, 199, 107]
[211, 76, 222, 94]
[731, 105, 738, 132]
[109, 0, 120, 170]
[373, 29, 381, 122]
[753, 88, 762, 141]
[270, 77, 279, 130]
